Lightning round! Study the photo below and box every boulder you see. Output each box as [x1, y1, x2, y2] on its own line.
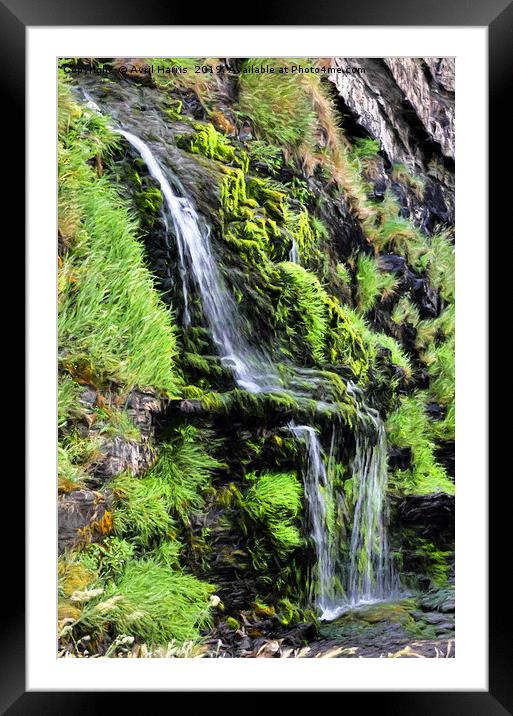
[58, 489, 113, 553]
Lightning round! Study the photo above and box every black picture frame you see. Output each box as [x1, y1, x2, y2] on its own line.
[6, 0, 505, 710]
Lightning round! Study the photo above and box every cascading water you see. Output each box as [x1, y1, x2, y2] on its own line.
[290, 404, 397, 620]
[117, 129, 280, 395]
[289, 236, 300, 264]
[83, 100, 398, 619]
[289, 424, 336, 617]
[346, 384, 399, 606]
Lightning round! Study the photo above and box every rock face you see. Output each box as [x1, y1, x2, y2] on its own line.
[328, 58, 454, 232]
[58, 489, 113, 554]
[328, 57, 454, 166]
[58, 389, 163, 551]
[384, 58, 454, 160]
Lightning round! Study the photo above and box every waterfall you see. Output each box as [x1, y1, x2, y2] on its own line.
[289, 424, 336, 617]
[345, 384, 399, 608]
[347, 418, 397, 605]
[106, 120, 397, 619]
[289, 236, 300, 264]
[290, 388, 398, 620]
[117, 129, 280, 395]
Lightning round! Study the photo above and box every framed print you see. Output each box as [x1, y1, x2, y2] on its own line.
[6, 0, 506, 709]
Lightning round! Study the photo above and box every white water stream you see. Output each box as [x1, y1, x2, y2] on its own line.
[95, 115, 398, 618]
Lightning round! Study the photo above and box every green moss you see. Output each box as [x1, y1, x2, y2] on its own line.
[80, 537, 135, 579]
[135, 186, 163, 228]
[421, 231, 455, 303]
[410, 536, 452, 589]
[324, 298, 371, 381]
[415, 302, 454, 442]
[177, 122, 248, 172]
[391, 296, 420, 327]
[335, 262, 352, 286]
[220, 166, 250, 217]
[240, 471, 303, 555]
[373, 333, 413, 382]
[286, 208, 320, 264]
[247, 140, 283, 175]
[224, 218, 273, 265]
[111, 473, 176, 547]
[275, 262, 327, 363]
[355, 254, 398, 313]
[386, 394, 454, 496]
[163, 98, 183, 120]
[146, 425, 222, 526]
[58, 375, 82, 429]
[58, 443, 88, 492]
[247, 177, 287, 222]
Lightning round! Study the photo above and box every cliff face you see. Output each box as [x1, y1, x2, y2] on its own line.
[329, 58, 454, 163]
[57, 57, 455, 658]
[328, 57, 455, 234]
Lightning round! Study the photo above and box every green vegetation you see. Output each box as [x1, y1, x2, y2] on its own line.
[408, 535, 452, 589]
[237, 58, 317, 150]
[355, 254, 399, 313]
[351, 138, 381, 159]
[240, 471, 303, 554]
[247, 140, 283, 175]
[58, 76, 181, 396]
[58, 58, 455, 657]
[422, 231, 455, 303]
[144, 425, 222, 525]
[146, 57, 219, 108]
[77, 558, 214, 646]
[276, 262, 328, 363]
[391, 296, 420, 327]
[386, 395, 454, 495]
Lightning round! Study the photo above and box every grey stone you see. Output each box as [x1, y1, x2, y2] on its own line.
[58, 489, 113, 553]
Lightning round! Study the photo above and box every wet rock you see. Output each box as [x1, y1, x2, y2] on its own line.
[177, 399, 204, 414]
[425, 402, 444, 420]
[411, 276, 439, 317]
[376, 253, 407, 275]
[435, 441, 455, 478]
[419, 588, 455, 613]
[395, 493, 455, 541]
[423, 179, 454, 228]
[384, 58, 454, 160]
[388, 445, 412, 471]
[361, 155, 389, 200]
[58, 489, 113, 553]
[315, 179, 368, 258]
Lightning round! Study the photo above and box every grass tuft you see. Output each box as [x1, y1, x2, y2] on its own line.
[78, 557, 214, 647]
